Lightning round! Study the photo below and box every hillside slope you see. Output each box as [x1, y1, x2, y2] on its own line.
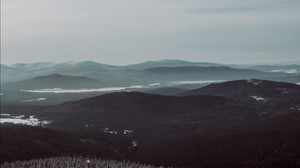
[2, 74, 105, 90]
[181, 79, 300, 105]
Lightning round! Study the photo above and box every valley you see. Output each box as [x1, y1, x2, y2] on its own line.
[1, 60, 300, 167]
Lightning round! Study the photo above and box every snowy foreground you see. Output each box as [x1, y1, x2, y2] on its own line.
[0, 156, 164, 168]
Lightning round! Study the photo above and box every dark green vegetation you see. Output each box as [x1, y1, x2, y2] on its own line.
[1, 60, 300, 168]
[0, 126, 131, 163]
[1, 79, 300, 167]
[0, 156, 162, 168]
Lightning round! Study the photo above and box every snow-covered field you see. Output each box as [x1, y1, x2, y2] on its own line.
[0, 114, 50, 126]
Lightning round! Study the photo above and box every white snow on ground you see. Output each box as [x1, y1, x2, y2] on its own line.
[0, 115, 51, 126]
[247, 79, 262, 85]
[123, 129, 133, 135]
[0, 114, 11, 117]
[269, 69, 300, 74]
[21, 98, 46, 102]
[170, 80, 225, 85]
[250, 96, 265, 101]
[297, 83, 300, 85]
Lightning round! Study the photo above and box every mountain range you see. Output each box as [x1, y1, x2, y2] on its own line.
[1, 60, 300, 167]
[2, 60, 300, 84]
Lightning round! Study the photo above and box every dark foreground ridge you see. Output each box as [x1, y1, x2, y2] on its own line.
[1, 79, 300, 167]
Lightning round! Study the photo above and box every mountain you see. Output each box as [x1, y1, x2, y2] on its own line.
[181, 79, 300, 104]
[248, 64, 300, 73]
[38, 92, 233, 130]
[2, 90, 300, 167]
[2, 74, 105, 90]
[139, 66, 277, 83]
[0, 125, 130, 163]
[2, 61, 299, 85]
[126, 59, 222, 70]
[0, 61, 132, 85]
[142, 87, 189, 96]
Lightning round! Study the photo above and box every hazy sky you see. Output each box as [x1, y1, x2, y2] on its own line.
[1, 0, 300, 65]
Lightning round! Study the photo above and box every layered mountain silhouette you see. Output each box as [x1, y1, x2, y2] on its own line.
[1, 60, 300, 167]
[2, 74, 105, 90]
[2, 60, 298, 85]
[126, 59, 221, 70]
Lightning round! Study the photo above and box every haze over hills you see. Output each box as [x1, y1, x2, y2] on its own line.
[2, 74, 105, 90]
[2, 60, 300, 85]
[0, 61, 129, 84]
[126, 59, 222, 70]
[2, 0, 300, 166]
[1, 60, 300, 167]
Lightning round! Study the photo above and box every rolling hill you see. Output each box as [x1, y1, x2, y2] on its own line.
[2, 74, 105, 90]
[181, 79, 300, 105]
[139, 66, 280, 83]
[126, 59, 221, 70]
[2, 88, 300, 167]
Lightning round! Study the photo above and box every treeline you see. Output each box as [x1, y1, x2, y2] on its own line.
[0, 125, 131, 163]
[0, 156, 164, 168]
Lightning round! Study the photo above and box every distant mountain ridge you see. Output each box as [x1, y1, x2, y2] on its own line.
[2, 74, 104, 90]
[2, 60, 299, 85]
[126, 59, 222, 70]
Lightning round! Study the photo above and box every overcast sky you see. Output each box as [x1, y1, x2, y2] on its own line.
[1, 0, 300, 65]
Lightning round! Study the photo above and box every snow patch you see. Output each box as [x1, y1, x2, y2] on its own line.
[131, 141, 138, 147]
[123, 129, 133, 135]
[103, 127, 118, 134]
[250, 96, 265, 101]
[247, 79, 262, 85]
[0, 114, 11, 117]
[0, 115, 51, 126]
[21, 98, 46, 103]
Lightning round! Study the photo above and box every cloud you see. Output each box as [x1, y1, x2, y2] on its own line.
[1, 0, 300, 65]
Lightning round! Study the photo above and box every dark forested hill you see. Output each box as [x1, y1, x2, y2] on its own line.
[181, 79, 300, 105]
[0, 125, 130, 163]
[2, 81, 300, 167]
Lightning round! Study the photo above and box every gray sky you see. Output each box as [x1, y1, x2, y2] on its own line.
[1, 0, 300, 65]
